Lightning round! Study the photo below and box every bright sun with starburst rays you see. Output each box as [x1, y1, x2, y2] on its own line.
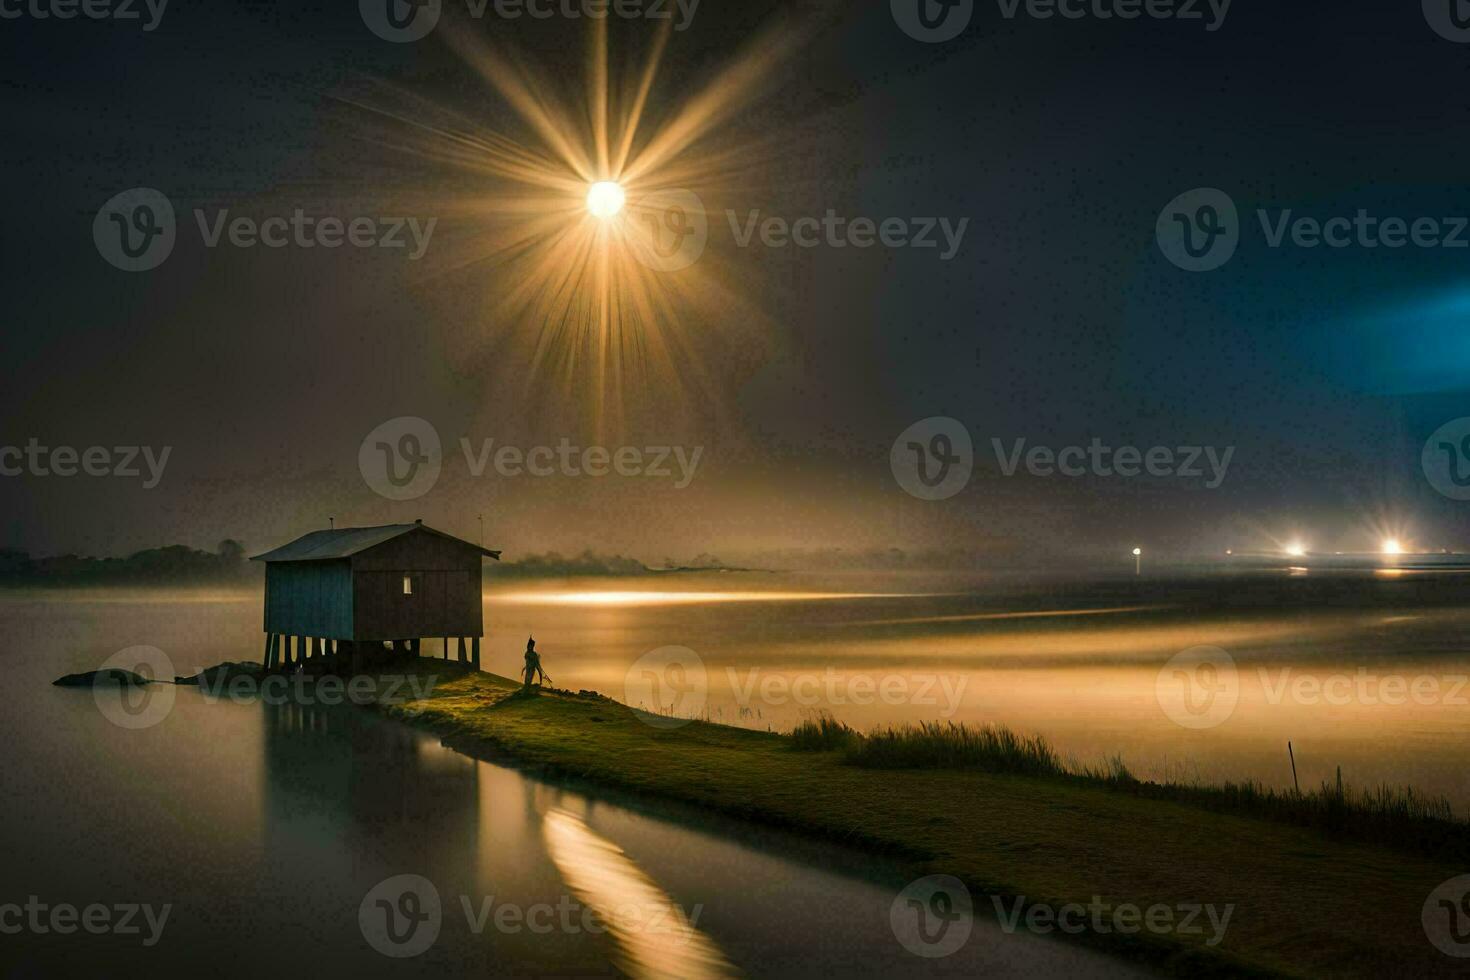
[342, 12, 822, 435]
[586, 180, 627, 219]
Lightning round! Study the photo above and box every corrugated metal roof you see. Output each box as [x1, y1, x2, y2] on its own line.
[250, 523, 501, 563]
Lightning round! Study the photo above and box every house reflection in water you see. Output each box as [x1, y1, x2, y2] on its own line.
[255, 700, 734, 978]
[260, 699, 482, 903]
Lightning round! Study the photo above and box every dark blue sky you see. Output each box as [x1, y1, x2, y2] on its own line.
[3, 0, 1469, 563]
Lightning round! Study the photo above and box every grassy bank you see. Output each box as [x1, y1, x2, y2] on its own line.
[372, 664, 1462, 977]
[796, 716, 1465, 864]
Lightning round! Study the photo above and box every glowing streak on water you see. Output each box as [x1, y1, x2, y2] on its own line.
[542, 808, 736, 980]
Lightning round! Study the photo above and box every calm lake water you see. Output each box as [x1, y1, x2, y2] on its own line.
[7, 568, 1470, 974]
[0, 588, 1141, 978]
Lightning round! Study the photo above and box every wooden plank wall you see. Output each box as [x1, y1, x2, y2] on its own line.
[263, 559, 353, 637]
[350, 531, 484, 640]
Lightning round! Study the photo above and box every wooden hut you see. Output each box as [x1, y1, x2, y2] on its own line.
[250, 520, 500, 671]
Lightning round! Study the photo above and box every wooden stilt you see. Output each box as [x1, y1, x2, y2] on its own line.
[262, 633, 272, 668]
[312, 637, 323, 660]
[472, 636, 480, 670]
[458, 637, 467, 663]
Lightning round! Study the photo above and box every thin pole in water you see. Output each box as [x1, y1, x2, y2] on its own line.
[1288, 741, 1300, 794]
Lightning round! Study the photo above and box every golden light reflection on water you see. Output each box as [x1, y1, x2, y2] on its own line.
[848, 604, 1170, 628]
[492, 589, 919, 607]
[542, 809, 736, 980]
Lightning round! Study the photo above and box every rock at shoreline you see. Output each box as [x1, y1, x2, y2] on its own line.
[174, 662, 263, 686]
[52, 669, 153, 688]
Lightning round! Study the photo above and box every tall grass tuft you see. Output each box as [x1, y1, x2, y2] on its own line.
[844, 721, 1066, 777]
[790, 712, 860, 751]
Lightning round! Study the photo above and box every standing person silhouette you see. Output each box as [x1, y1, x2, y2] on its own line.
[521, 636, 550, 692]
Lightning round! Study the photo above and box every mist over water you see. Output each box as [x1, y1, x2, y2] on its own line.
[482, 568, 1470, 808]
[0, 586, 1142, 978]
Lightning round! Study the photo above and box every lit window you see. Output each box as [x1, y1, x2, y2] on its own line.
[402, 574, 413, 596]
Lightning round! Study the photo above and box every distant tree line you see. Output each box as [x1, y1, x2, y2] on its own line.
[0, 540, 255, 586]
[490, 550, 652, 578]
